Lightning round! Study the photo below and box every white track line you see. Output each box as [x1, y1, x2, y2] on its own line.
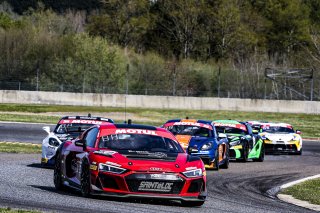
[278, 174, 320, 211]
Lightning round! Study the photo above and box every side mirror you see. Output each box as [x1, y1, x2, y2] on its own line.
[218, 133, 227, 138]
[75, 139, 87, 150]
[187, 147, 198, 154]
[296, 130, 302, 134]
[42, 126, 50, 134]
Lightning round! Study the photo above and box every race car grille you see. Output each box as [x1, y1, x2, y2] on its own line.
[125, 173, 185, 194]
[265, 144, 297, 152]
[98, 174, 119, 190]
[198, 155, 211, 165]
[187, 179, 205, 193]
[229, 150, 236, 158]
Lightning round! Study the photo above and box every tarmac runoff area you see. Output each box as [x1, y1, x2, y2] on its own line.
[277, 174, 320, 212]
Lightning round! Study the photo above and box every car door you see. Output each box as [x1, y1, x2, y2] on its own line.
[74, 127, 99, 182]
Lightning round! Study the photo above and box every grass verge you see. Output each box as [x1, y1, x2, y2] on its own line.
[0, 142, 41, 154]
[0, 103, 319, 138]
[0, 207, 39, 213]
[282, 178, 320, 205]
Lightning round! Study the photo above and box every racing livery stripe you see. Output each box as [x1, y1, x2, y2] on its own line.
[163, 121, 213, 130]
[100, 128, 177, 141]
[59, 119, 111, 125]
[214, 123, 247, 131]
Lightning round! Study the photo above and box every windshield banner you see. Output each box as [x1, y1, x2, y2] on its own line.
[163, 122, 213, 130]
[214, 123, 247, 131]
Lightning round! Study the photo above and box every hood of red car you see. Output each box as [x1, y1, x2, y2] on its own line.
[89, 150, 194, 173]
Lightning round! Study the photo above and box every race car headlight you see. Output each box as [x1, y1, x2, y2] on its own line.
[98, 163, 127, 174]
[229, 140, 241, 146]
[48, 138, 60, 147]
[182, 169, 203, 178]
[201, 142, 213, 150]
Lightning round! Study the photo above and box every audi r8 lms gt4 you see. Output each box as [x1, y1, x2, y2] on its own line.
[162, 119, 229, 170]
[41, 115, 114, 167]
[54, 123, 207, 206]
[259, 123, 302, 155]
[214, 120, 265, 162]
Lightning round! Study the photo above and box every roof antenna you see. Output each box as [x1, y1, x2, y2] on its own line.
[186, 116, 189, 119]
[128, 119, 132, 125]
[88, 113, 91, 117]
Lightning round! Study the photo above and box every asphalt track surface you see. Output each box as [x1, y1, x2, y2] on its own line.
[0, 122, 319, 213]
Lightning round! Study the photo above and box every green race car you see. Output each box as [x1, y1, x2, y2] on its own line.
[213, 120, 265, 162]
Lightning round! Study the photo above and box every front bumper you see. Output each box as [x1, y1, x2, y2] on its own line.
[229, 145, 243, 159]
[264, 143, 299, 153]
[91, 188, 207, 202]
[90, 171, 206, 201]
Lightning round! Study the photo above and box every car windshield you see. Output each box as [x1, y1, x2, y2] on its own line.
[216, 126, 246, 135]
[99, 133, 184, 153]
[263, 126, 294, 134]
[54, 123, 94, 134]
[166, 125, 211, 137]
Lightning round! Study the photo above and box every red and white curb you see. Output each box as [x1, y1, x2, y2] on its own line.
[277, 174, 320, 211]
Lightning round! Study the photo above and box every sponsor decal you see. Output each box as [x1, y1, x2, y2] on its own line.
[93, 150, 117, 156]
[115, 129, 158, 135]
[138, 181, 173, 192]
[60, 119, 103, 125]
[48, 146, 56, 150]
[90, 164, 97, 170]
[150, 167, 162, 171]
[214, 123, 247, 131]
[173, 122, 212, 130]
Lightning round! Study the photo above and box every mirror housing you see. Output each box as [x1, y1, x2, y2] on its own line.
[75, 139, 87, 150]
[218, 133, 227, 138]
[296, 130, 302, 134]
[42, 126, 50, 134]
[187, 147, 198, 154]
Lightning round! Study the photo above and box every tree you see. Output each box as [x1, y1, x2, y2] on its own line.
[149, 0, 207, 59]
[87, 0, 152, 51]
[252, 0, 311, 59]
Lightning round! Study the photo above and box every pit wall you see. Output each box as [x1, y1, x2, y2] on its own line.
[0, 90, 319, 114]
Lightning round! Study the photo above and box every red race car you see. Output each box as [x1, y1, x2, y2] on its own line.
[54, 123, 207, 206]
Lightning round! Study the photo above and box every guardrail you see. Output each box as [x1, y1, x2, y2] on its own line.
[0, 90, 319, 114]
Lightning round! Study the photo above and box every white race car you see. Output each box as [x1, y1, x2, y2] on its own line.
[41, 115, 114, 166]
[259, 123, 302, 155]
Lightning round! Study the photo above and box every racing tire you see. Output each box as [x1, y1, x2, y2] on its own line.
[181, 200, 205, 207]
[253, 143, 265, 162]
[80, 159, 92, 197]
[295, 149, 302, 155]
[220, 145, 229, 169]
[240, 142, 249, 162]
[53, 151, 65, 191]
[213, 148, 220, 171]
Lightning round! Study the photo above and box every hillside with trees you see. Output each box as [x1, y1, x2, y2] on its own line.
[0, 0, 319, 100]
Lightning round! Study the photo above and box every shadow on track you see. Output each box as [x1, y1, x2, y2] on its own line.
[27, 163, 53, 170]
[29, 185, 184, 208]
